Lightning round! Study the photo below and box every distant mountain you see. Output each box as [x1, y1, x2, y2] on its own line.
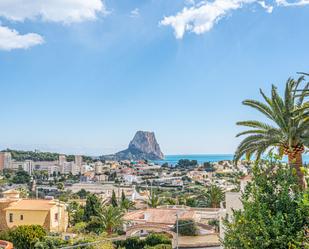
[103, 131, 164, 161]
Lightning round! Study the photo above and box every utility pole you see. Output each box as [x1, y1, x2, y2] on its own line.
[58, 199, 60, 233]
[176, 213, 179, 249]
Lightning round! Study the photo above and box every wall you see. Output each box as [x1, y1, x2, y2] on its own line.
[5, 210, 49, 229]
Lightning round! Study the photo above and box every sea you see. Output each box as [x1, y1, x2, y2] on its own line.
[154, 154, 309, 166]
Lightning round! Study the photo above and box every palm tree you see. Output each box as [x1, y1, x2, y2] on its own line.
[120, 198, 135, 211]
[234, 76, 309, 188]
[205, 185, 224, 208]
[147, 190, 161, 208]
[98, 205, 124, 235]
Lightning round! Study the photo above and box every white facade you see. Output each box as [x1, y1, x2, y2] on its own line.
[0, 152, 12, 170]
[219, 177, 250, 248]
[75, 155, 83, 174]
[11, 160, 33, 175]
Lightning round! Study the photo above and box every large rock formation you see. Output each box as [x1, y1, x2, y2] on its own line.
[104, 131, 164, 161]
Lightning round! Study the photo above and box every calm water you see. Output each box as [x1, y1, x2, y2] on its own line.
[155, 154, 309, 166]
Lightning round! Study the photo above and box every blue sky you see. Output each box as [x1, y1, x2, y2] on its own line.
[0, 0, 308, 155]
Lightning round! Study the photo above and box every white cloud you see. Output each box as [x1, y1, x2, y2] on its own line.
[258, 1, 274, 12]
[160, 0, 308, 39]
[0, 25, 44, 51]
[0, 0, 106, 24]
[0, 0, 106, 51]
[130, 8, 140, 18]
[161, 0, 255, 39]
[276, 0, 309, 6]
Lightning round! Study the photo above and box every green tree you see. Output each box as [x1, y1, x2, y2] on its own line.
[147, 190, 161, 208]
[174, 219, 198, 236]
[145, 245, 172, 249]
[84, 194, 102, 221]
[5, 225, 46, 249]
[223, 159, 309, 249]
[17, 187, 29, 198]
[203, 162, 215, 172]
[90, 205, 124, 235]
[57, 182, 64, 191]
[234, 76, 309, 188]
[161, 163, 169, 168]
[67, 201, 84, 226]
[114, 237, 144, 249]
[208, 219, 219, 232]
[34, 236, 68, 249]
[12, 169, 31, 184]
[185, 197, 198, 207]
[144, 233, 171, 246]
[205, 184, 224, 208]
[111, 190, 118, 207]
[163, 197, 176, 205]
[77, 188, 89, 199]
[120, 198, 135, 211]
[114, 234, 171, 249]
[121, 190, 126, 203]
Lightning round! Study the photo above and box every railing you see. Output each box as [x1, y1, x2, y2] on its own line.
[0, 240, 13, 249]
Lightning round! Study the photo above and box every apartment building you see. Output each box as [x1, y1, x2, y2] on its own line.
[0, 152, 12, 171]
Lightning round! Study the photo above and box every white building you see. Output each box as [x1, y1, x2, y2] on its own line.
[219, 175, 251, 248]
[32, 161, 60, 175]
[59, 155, 82, 175]
[11, 160, 33, 175]
[0, 152, 12, 171]
[75, 155, 83, 174]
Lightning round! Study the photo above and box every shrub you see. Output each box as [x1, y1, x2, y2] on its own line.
[7, 225, 46, 249]
[114, 237, 145, 249]
[175, 219, 198, 236]
[223, 160, 309, 248]
[144, 233, 171, 246]
[145, 244, 172, 249]
[114, 233, 172, 249]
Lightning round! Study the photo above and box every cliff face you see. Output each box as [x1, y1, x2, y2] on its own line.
[106, 131, 164, 161]
[128, 131, 164, 158]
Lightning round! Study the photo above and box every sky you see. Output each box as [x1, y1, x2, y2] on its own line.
[0, 0, 308, 156]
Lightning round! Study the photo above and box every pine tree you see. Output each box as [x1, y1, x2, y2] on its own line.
[84, 194, 102, 220]
[121, 190, 126, 203]
[111, 190, 118, 207]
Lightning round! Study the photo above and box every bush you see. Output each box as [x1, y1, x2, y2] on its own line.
[175, 219, 198, 236]
[114, 237, 145, 249]
[145, 244, 172, 249]
[114, 233, 172, 249]
[71, 222, 87, 234]
[144, 233, 171, 246]
[223, 160, 309, 248]
[208, 219, 219, 232]
[6, 225, 46, 249]
[34, 236, 68, 249]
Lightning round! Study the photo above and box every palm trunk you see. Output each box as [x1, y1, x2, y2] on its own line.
[107, 226, 113, 235]
[288, 152, 307, 189]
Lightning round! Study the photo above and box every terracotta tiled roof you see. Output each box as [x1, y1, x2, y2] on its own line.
[2, 189, 20, 194]
[3, 199, 58, 211]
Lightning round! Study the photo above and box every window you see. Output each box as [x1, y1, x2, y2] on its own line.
[55, 213, 58, 222]
[20, 215, 23, 220]
[9, 213, 13, 222]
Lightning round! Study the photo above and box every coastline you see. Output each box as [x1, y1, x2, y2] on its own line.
[154, 154, 309, 165]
